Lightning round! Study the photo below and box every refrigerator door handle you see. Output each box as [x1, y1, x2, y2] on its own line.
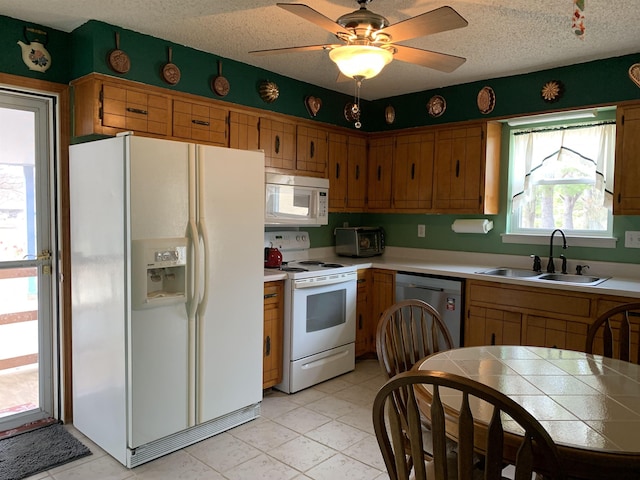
[187, 153, 201, 321]
[187, 145, 199, 427]
[196, 152, 210, 318]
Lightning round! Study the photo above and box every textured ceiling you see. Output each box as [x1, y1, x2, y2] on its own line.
[2, 0, 638, 100]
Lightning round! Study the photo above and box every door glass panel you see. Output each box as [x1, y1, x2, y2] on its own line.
[0, 95, 53, 430]
[0, 268, 39, 418]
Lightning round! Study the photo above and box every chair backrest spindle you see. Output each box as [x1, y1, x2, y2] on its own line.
[372, 371, 566, 480]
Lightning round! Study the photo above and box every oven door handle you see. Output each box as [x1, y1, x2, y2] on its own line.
[294, 275, 356, 289]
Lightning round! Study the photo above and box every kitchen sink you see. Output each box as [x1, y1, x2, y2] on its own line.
[479, 268, 541, 278]
[536, 273, 609, 285]
[478, 268, 609, 286]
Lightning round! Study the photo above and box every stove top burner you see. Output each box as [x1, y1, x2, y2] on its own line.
[281, 267, 308, 272]
[296, 260, 345, 268]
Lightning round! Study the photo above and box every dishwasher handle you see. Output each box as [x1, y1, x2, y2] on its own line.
[396, 281, 444, 292]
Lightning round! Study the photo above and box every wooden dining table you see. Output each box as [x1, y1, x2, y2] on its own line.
[414, 345, 640, 480]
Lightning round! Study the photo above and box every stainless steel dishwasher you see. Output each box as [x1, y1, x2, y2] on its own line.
[395, 272, 464, 347]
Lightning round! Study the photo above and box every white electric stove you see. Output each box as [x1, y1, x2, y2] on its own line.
[264, 231, 357, 393]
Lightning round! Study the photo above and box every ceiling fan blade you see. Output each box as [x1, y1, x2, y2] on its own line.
[377, 6, 468, 43]
[249, 44, 334, 56]
[277, 3, 352, 37]
[392, 44, 466, 73]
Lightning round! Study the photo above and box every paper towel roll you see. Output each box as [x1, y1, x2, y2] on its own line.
[451, 219, 494, 234]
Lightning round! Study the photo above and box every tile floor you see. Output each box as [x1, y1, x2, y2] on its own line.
[25, 358, 391, 480]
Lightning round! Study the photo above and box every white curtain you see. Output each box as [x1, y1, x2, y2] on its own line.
[511, 123, 616, 212]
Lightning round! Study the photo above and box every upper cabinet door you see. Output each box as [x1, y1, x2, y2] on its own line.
[296, 125, 328, 177]
[392, 132, 434, 210]
[346, 135, 367, 210]
[367, 136, 394, 210]
[433, 122, 501, 214]
[172, 99, 228, 146]
[229, 111, 259, 151]
[259, 117, 296, 171]
[614, 104, 640, 215]
[328, 132, 348, 211]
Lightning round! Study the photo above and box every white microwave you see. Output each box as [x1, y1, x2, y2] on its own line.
[265, 173, 329, 226]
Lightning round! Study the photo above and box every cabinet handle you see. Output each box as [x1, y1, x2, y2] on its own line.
[355, 165, 360, 180]
[377, 165, 381, 181]
[618, 193, 621, 204]
[265, 335, 271, 356]
[336, 163, 340, 179]
[310, 140, 315, 158]
[126, 107, 148, 115]
[358, 314, 363, 330]
[455, 159, 460, 177]
[274, 135, 280, 154]
[191, 119, 210, 126]
[411, 163, 415, 180]
[490, 333, 496, 346]
[264, 293, 278, 299]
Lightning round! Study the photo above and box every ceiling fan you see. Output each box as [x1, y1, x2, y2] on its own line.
[250, 1, 469, 80]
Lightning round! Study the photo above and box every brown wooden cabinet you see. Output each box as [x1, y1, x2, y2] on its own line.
[355, 269, 372, 357]
[614, 103, 640, 214]
[465, 280, 593, 349]
[346, 135, 367, 209]
[329, 133, 368, 211]
[263, 281, 284, 389]
[433, 122, 501, 214]
[229, 111, 259, 150]
[467, 304, 522, 346]
[296, 124, 328, 176]
[592, 294, 640, 360]
[367, 136, 394, 210]
[259, 117, 296, 171]
[328, 132, 349, 210]
[370, 269, 395, 352]
[172, 99, 227, 146]
[392, 132, 435, 210]
[72, 75, 171, 137]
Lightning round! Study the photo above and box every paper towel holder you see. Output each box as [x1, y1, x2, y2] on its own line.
[451, 219, 494, 234]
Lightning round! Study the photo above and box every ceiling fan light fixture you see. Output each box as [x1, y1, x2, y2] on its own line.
[329, 45, 393, 79]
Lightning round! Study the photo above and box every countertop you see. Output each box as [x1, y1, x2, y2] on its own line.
[264, 247, 640, 299]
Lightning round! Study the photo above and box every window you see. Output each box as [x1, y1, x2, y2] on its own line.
[507, 114, 616, 242]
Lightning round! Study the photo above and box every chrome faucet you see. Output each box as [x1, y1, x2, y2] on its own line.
[547, 229, 568, 273]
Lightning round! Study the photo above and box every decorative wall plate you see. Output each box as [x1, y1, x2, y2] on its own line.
[344, 102, 358, 122]
[427, 95, 446, 117]
[629, 64, 640, 88]
[384, 105, 395, 124]
[477, 86, 495, 114]
[541, 80, 564, 103]
[259, 81, 279, 103]
[305, 96, 322, 117]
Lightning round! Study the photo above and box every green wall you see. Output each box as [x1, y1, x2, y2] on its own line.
[2, 14, 640, 264]
[69, 20, 364, 130]
[366, 54, 640, 132]
[0, 15, 72, 84]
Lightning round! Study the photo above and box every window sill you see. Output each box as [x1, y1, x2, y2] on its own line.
[501, 233, 617, 249]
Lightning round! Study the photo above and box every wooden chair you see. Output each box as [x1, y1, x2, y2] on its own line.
[585, 302, 640, 363]
[372, 370, 566, 480]
[376, 299, 455, 380]
[375, 299, 457, 467]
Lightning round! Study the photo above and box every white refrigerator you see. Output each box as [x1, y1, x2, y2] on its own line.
[69, 134, 264, 467]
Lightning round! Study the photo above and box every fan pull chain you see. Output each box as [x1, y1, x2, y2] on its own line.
[352, 76, 363, 129]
